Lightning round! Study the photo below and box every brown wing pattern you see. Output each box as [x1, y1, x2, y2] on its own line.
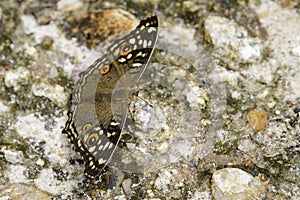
[63, 15, 158, 177]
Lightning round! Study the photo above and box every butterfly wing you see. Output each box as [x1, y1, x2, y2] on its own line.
[63, 16, 158, 177]
[107, 15, 159, 87]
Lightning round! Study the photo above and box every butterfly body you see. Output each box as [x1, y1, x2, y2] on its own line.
[63, 16, 158, 177]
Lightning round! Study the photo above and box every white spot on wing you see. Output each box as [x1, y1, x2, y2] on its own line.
[98, 158, 106, 164]
[119, 57, 126, 63]
[143, 40, 147, 48]
[136, 51, 142, 57]
[83, 135, 88, 142]
[89, 146, 96, 153]
[77, 140, 82, 147]
[110, 121, 120, 126]
[89, 160, 94, 167]
[132, 63, 142, 68]
[114, 49, 119, 56]
[148, 27, 156, 33]
[111, 43, 118, 50]
[102, 142, 110, 151]
[108, 142, 114, 150]
[127, 53, 132, 59]
[129, 38, 136, 44]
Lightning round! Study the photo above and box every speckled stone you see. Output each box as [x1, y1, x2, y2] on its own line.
[31, 82, 68, 107]
[211, 168, 265, 200]
[122, 178, 132, 196]
[237, 139, 256, 152]
[247, 108, 268, 132]
[4, 67, 31, 91]
[204, 16, 263, 64]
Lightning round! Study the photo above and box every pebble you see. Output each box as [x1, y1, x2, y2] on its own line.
[154, 170, 172, 191]
[34, 168, 76, 195]
[231, 90, 241, 100]
[31, 82, 68, 107]
[3, 150, 24, 164]
[247, 108, 268, 132]
[4, 67, 31, 91]
[36, 158, 45, 167]
[21, 15, 60, 44]
[6, 165, 30, 184]
[237, 139, 256, 152]
[122, 178, 132, 196]
[107, 170, 125, 190]
[211, 168, 265, 200]
[275, 110, 281, 115]
[186, 86, 208, 110]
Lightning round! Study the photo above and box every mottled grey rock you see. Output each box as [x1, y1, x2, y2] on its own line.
[211, 168, 265, 200]
[205, 16, 262, 64]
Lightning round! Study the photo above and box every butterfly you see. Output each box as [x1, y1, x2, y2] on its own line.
[63, 15, 158, 177]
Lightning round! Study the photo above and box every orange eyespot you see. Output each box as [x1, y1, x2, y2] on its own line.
[119, 43, 132, 56]
[100, 64, 110, 75]
[87, 133, 99, 146]
[82, 123, 92, 131]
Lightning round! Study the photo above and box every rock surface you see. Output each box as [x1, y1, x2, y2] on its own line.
[211, 168, 265, 200]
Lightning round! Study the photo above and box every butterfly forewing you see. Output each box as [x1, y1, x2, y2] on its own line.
[63, 15, 158, 177]
[108, 16, 158, 87]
